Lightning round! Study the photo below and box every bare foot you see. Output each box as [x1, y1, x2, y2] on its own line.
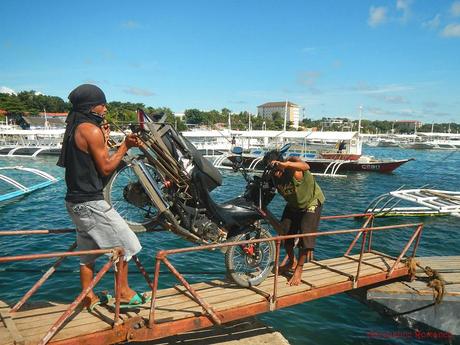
[288, 265, 304, 286]
[279, 259, 297, 274]
[81, 293, 99, 310]
[120, 288, 139, 304]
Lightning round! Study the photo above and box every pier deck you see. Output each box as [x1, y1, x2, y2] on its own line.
[0, 252, 409, 345]
[358, 256, 460, 336]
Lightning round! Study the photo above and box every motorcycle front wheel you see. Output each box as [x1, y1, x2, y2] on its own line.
[225, 227, 275, 287]
[104, 160, 159, 232]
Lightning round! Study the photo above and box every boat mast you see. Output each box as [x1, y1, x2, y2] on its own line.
[44, 107, 49, 129]
[358, 106, 362, 135]
[283, 100, 288, 132]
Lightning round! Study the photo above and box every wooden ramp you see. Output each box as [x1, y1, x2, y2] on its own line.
[0, 252, 409, 345]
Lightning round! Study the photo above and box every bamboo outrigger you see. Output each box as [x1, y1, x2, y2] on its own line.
[0, 167, 58, 203]
[0, 213, 424, 345]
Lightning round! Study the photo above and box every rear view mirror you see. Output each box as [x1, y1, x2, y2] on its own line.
[279, 143, 291, 155]
[232, 146, 243, 155]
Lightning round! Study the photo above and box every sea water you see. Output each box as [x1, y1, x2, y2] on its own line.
[0, 147, 459, 345]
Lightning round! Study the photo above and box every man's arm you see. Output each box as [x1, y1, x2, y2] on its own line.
[75, 123, 138, 176]
[274, 157, 310, 172]
[273, 157, 310, 181]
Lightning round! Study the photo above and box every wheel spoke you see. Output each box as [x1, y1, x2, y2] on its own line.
[106, 163, 159, 226]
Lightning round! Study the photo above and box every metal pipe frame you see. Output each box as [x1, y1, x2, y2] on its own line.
[344, 214, 373, 256]
[157, 222, 423, 257]
[0, 229, 75, 236]
[65, 266, 410, 345]
[0, 246, 124, 345]
[0, 215, 424, 344]
[145, 220, 423, 331]
[11, 241, 78, 313]
[160, 257, 222, 325]
[38, 255, 119, 345]
[354, 231, 368, 287]
[133, 255, 154, 289]
[387, 224, 424, 277]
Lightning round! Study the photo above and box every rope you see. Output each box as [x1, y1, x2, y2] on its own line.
[405, 258, 445, 304]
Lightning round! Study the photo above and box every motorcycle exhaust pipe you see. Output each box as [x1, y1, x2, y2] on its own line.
[160, 210, 207, 245]
[131, 160, 170, 214]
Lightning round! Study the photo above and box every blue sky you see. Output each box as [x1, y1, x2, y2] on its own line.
[1, 0, 459, 122]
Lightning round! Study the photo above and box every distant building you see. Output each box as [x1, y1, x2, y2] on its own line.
[322, 117, 352, 131]
[23, 116, 66, 129]
[257, 101, 300, 129]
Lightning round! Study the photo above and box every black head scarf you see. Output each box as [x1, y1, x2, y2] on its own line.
[57, 84, 107, 167]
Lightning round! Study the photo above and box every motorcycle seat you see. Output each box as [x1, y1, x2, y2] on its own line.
[213, 197, 262, 227]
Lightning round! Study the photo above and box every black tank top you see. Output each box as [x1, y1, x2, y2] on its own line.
[65, 120, 104, 203]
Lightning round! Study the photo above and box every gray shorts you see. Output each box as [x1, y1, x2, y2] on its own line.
[66, 200, 142, 265]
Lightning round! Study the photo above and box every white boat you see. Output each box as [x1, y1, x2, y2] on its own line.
[418, 133, 460, 150]
[182, 129, 363, 157]
[0, 127, 126, 157]
[0, 128, 65, 156]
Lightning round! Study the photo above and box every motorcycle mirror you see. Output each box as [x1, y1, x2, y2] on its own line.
[279, 143, 291, 155]
[231, 146, 243, 155]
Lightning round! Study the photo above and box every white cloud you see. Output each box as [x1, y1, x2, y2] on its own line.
[451, 1, 460, 17]
[396, 0, 413, 21]
[123, 87, 155, 96]
[301, 47, 318, 54]
[368, 6, 388, 27]
[0, 86, 16, 95]
[422, 14, 441, 29]
[121, 20, 141, 29]
[441, 23, 460, 37]
[297, 71, 321, 87]
[371, 94, 410, 104]
[353, 82, 413, 94]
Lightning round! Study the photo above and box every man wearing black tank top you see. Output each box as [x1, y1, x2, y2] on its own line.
[58, 84, 145, 310]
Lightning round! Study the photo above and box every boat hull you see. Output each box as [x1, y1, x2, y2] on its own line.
[226, 156, 412, 173]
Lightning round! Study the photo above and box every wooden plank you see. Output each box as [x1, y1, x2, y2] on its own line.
[0, 301, 25, 345]
[0, 253, 406, 345]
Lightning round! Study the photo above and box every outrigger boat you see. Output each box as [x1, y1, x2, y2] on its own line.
[0, 166, 58, 202]
[365, 188, 460, 217]
[223, 151, 413, 174]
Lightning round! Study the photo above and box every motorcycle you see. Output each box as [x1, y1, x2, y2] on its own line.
[104, 109, 290, 287]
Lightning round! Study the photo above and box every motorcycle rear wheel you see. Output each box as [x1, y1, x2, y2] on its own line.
[104, 160, 159, 232]
[225, 227, 275, 287]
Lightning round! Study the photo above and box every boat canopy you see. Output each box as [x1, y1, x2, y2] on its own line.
[182, 130, 359, 141]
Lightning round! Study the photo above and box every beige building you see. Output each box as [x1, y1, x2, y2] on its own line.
[257, 101, 300, 129]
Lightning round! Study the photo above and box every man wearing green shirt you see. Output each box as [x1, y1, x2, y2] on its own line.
[271, 156, 325, 286]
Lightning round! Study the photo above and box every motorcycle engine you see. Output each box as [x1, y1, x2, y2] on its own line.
[123, 182, 150, 208]
[192, 215, 227, 243]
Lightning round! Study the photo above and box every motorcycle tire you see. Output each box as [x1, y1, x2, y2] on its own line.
[225, 227, 275, 287]
[103, 159, 159, 232]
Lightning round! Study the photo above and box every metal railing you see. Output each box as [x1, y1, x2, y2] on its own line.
[0, 229, 151, 345]
[147, 212, 423, 328]
[0, 213, 423, 344]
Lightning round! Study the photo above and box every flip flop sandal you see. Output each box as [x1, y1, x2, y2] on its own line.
[87, 293, 113, 312]
[87, 300, 102, 312]
[107, 292, 150, 310]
